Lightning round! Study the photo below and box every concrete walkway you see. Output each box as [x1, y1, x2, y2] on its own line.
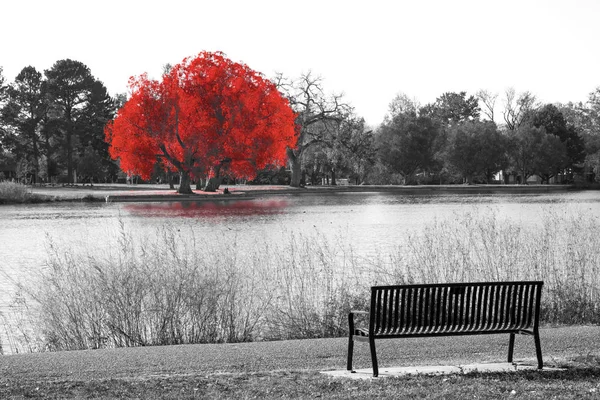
[323, 362, 565, 380]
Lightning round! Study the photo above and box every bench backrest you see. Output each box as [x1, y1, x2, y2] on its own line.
[370, 281, 543, 336]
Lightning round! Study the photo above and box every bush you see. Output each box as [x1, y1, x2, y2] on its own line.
[0, 181, 32, 204]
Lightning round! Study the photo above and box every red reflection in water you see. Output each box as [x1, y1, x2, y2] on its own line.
[124, 198, 289, 218]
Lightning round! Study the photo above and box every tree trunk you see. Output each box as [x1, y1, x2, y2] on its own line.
[67, 130, 73, 184]
[66, 111, 74, 184]
[204, 177, 222, 192]
[45, 137, 52, 182]
[331, 169, 337, 185]
[288, 148, 302, 187]
[32, 138, 40, 185]
[178, 171, 193, 194]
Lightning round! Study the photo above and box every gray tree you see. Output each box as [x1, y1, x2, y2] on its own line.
[502, 88, 538, 130]
[3, 66, 47, 183]
[384, 92, 420, 121]
[275, 72, 351, 187]
[508, 124, 547, 183]
[377, 113, 440, 184]
[444, 120, 507, 184]
[476, 89, 498, 122]
[45, 59, 96, 184]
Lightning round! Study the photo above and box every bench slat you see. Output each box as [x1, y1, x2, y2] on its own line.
[370, 282, 542, 335]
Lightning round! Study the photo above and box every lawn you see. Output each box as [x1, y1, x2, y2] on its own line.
[1, 326, 599, 399]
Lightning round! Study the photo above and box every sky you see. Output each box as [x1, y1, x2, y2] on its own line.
[2, 0, 599, 127]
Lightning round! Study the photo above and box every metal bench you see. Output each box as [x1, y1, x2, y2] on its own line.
[347, 281, 543, 377]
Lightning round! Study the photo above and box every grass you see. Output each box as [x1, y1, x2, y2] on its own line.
[2, 368, 600, 399]
[1, 329, 600, 399]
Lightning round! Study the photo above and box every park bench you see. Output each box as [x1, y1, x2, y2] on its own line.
[347, 281, 543, 377]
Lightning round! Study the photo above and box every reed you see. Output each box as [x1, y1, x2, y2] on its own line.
[8, 223, 368, 351]
[394, 207, 600, 324]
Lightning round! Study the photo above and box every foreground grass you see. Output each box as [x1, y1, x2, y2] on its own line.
[2, 358, 600, 399]
[2, 367, 600, 399]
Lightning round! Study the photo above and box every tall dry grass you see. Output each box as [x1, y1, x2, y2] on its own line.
[9, 223, 368, 352]
[4, 206, 600, 352]
[393, 208, 600, 324]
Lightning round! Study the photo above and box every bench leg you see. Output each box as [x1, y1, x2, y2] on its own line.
[534, 330, 543, 369]
[369, 337, 379, 377]
[508, 333, 515, 363]
[347, 335, 354, 371]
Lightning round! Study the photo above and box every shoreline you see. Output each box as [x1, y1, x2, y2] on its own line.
[15, 183, 588, 204]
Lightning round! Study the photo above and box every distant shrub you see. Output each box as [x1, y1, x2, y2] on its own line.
[0, 182, 32, 204]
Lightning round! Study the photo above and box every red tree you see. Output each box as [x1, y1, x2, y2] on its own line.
[105, 52, 297, 194]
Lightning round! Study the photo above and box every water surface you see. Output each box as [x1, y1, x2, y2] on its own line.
[1, 190, 599, 311]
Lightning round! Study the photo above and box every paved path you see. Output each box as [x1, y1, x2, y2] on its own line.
[1, 326, 598, 381]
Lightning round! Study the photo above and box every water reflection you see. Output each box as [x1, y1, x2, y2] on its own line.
[124, 198, 290, 218]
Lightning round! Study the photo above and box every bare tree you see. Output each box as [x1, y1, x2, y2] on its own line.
[275, 71, 352, 187]
[476, 89, 498, 122]
[503, 88, 538, 130]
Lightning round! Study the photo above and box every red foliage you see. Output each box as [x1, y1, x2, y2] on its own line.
[105, 52, 297, 184]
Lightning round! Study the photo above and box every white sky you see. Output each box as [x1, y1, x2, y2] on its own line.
[2, 0, 599, 126]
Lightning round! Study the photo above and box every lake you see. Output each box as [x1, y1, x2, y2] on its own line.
[2, 189, 600, 312]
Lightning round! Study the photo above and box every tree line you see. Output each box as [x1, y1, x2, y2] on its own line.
[1, 59, 600, 187]
[0, 62, 120, 184]
[282, 77, 600, 186]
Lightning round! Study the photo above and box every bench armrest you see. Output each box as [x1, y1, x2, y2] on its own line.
[348, 310, 369, 334]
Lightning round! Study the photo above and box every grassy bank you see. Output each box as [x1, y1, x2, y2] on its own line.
[0, 182, 106, 204]
[0, 182, 40, 204]
[26, 182, 580, 203]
